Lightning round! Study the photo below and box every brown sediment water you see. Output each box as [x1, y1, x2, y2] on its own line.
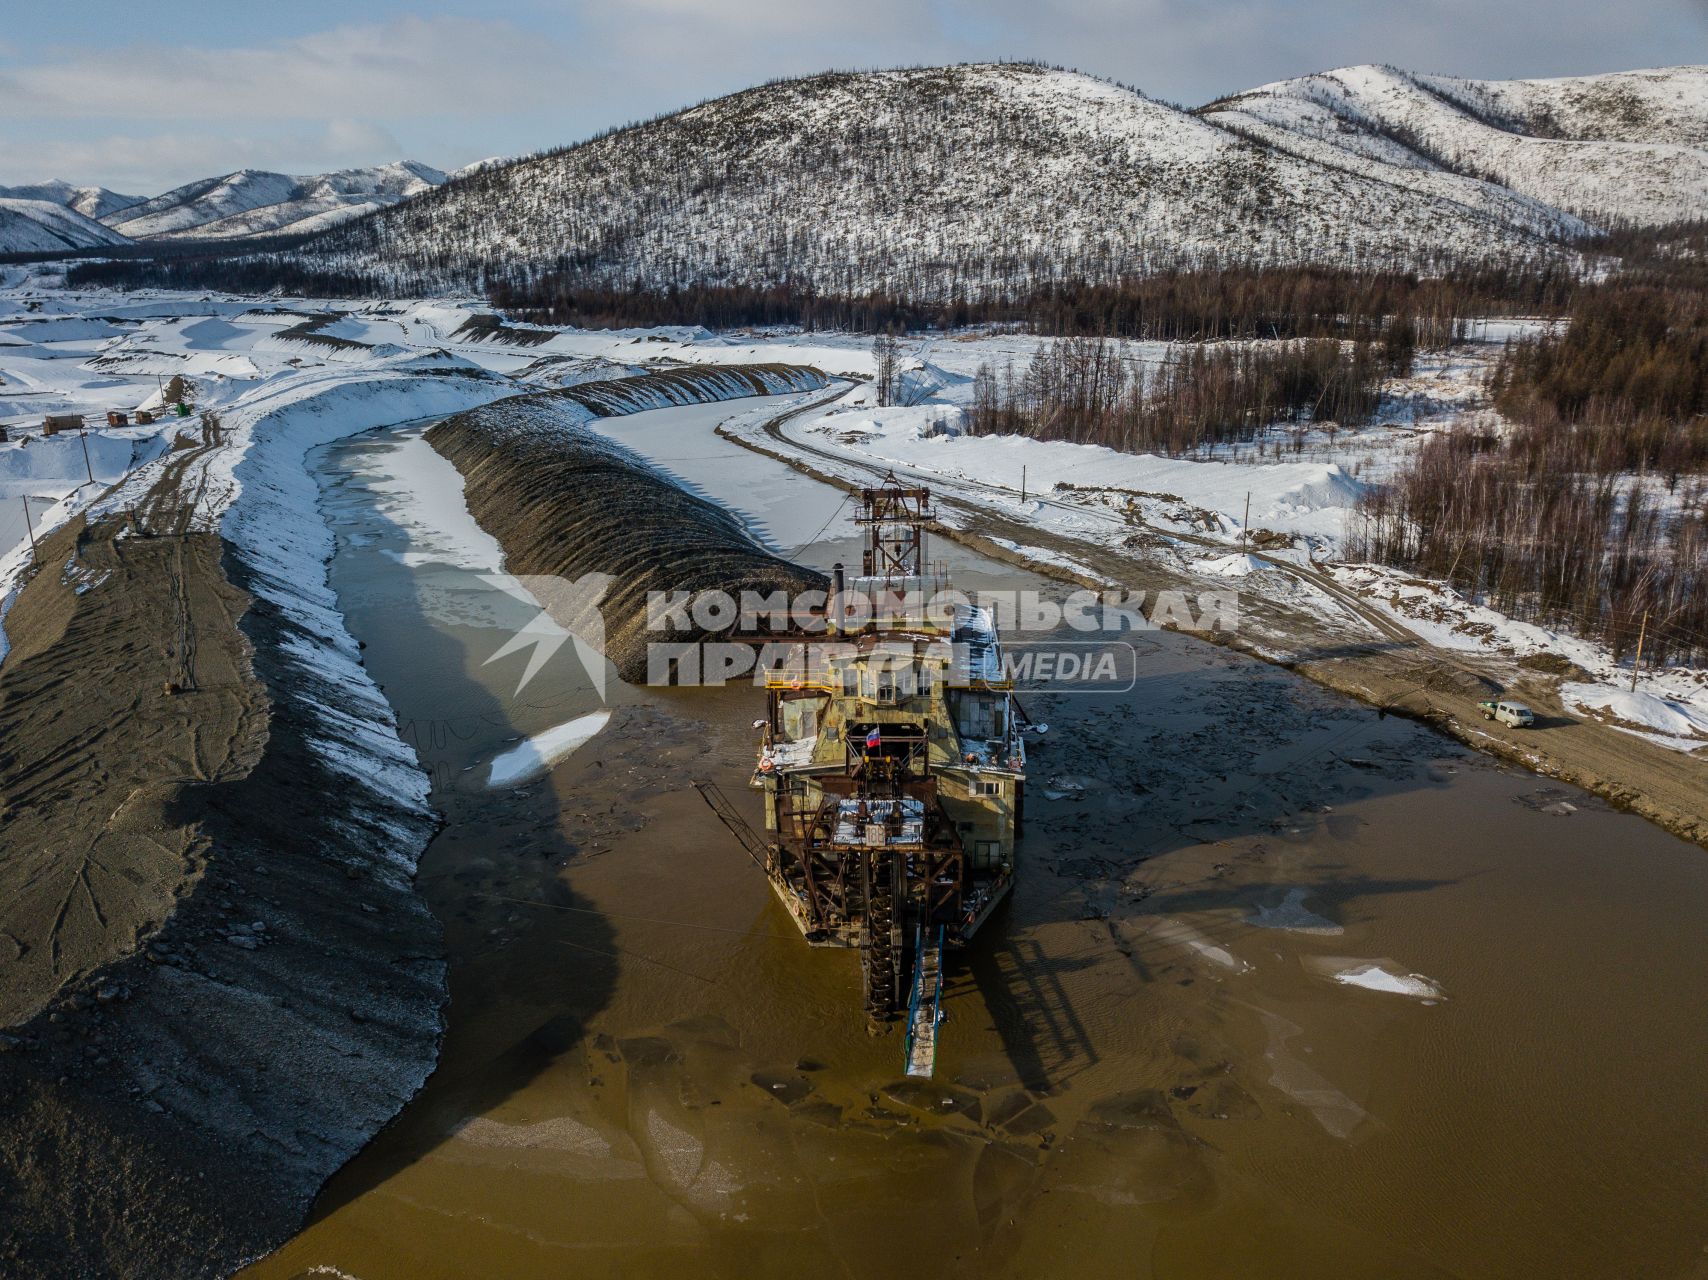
[245, 405, 1708, 1280]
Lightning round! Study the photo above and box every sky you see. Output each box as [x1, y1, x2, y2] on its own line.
[2, 0, 1704, 193]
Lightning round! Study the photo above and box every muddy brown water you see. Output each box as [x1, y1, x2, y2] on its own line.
[243, 405, 1708, 1280]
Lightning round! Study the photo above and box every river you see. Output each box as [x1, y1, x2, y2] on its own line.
[242, 393, 1708, 1280]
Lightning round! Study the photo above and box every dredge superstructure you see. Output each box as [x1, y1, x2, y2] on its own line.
[747, 475, 1025, 1070]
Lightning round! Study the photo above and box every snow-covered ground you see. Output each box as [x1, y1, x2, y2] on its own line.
[1, 275, 1701, 756]
[1559, 683, 1708, 752]
[1334, 565, 1708, 754]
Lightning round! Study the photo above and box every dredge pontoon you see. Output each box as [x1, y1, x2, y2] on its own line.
[737, 475, 1027, 1076]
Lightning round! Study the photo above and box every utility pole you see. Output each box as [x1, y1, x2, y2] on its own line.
[1630, 610, 1649, 693]
[77, 427, 95, 485]
[20, 496, 36, 564]
[1020, 465, 1026, 503]
[1242, 491, 1251, 549]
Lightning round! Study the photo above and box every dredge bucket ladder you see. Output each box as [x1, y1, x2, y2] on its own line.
[904, 925, 946, 1078]
[692, 780, 770, 872]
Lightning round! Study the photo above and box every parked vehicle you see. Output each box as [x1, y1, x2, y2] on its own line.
[1478, 699, 1535, 728]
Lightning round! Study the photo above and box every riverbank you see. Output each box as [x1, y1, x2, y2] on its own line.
[0, 357, 514, 1278]
[0, 493, 445, 1279]
[0, 357, 841, 1276]
[423, 367, 829, 681]
[716, 401, 1708, 852]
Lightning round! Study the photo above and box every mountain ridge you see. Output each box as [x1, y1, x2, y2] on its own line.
[1201, 64, 1708, 228]
[281, 61, 1703, 297]
[102, 161, 447, 241]
[11, 61, 1704, 283]
[0, 181, 143, 222]
[0, 198, 133, 254]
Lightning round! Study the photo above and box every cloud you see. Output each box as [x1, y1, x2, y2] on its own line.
[0, 15, 567, 120]
[2, 1, 1702, 191]
[0, 121, 410, 194]
[606, 0, 922, 38]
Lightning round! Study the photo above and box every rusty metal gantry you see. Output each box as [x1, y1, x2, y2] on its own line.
[856, 472, 932, 580]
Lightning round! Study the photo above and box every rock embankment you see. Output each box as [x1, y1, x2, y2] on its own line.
[427, 365, 831, 681]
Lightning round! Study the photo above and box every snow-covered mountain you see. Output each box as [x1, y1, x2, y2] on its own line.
[0, 181, 142, 222]
[102, 161, 447, 241]
[13, 62, 1701, 279]
[448, 156, 513, 180]
[286, 63, 1701, 298]
[1201, 65, 1708, 228]
[0, 199, 133, 254]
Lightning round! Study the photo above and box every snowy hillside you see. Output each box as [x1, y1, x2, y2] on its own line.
[0, 198, 133, 253]
[290, 63, 1598, 298]
[103, 162, 446, 241]
[0, 181, 142, 221]
[1202, 65, 1708, 227]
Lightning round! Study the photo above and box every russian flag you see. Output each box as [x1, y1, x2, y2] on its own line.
[865, 726, 882, 751]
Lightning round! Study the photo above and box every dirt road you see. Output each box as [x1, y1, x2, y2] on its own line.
[721, 400, 1708, 851]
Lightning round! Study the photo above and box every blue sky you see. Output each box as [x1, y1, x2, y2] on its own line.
[3, 0, 1704, 192]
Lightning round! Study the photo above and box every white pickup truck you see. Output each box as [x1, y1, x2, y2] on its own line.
[1478, 699, 1536, 728]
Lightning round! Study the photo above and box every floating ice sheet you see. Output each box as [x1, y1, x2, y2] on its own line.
[488, 709, 612, 787]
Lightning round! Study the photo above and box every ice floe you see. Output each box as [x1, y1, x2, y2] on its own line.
[488, 710, 612, 787]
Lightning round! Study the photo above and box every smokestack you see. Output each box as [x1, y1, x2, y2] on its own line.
[830, 562, 844, 633]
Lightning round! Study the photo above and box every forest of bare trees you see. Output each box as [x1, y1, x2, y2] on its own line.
[1351, 284, 1708, 664]
[472, 263, 1574, 340]
[65, 259, 1576, 344]
[965, 335, 1390, 455]
[1488, 285, 1708, 477]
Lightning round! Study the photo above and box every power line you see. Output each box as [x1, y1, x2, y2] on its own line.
[555, 935, 724, 987]
[792, 488, 853, 552]
[478, 892, 802, 943]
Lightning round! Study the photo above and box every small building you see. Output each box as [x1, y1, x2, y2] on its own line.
[134, 409, 155, 425]
[43, 413, 85, 436]
[106, 410, 129, 428]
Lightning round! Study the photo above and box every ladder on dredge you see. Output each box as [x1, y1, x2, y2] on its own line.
[904, 926, 946, 1078]
[692, 780, 770, 871]
[699, 779, 949, 1077]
